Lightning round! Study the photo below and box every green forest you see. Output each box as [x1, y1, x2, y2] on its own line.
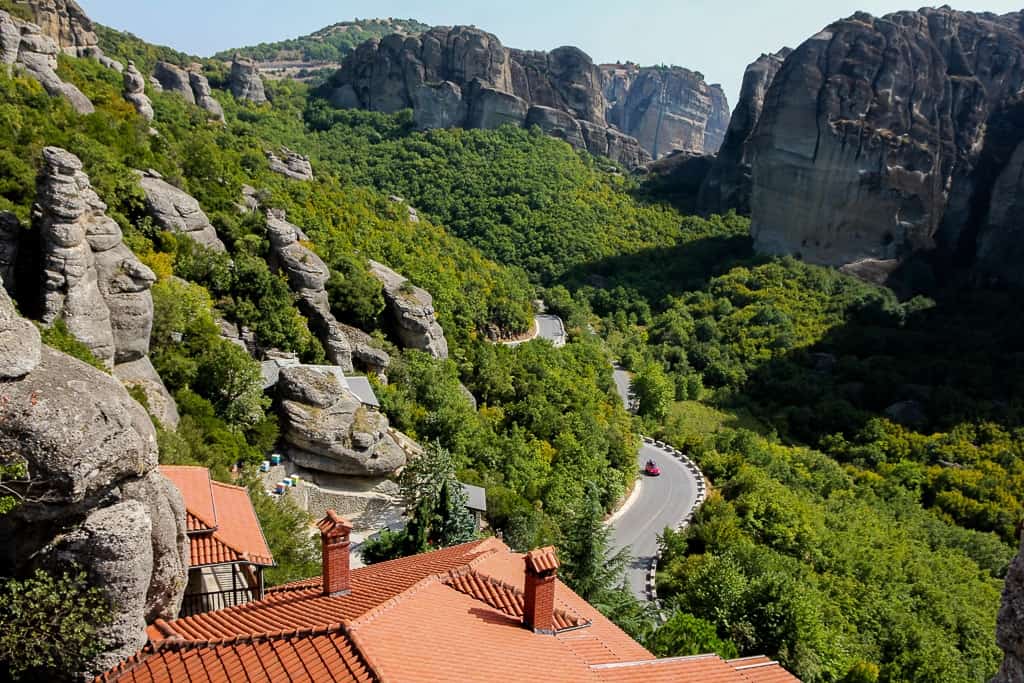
[0, 24, 1020, 682]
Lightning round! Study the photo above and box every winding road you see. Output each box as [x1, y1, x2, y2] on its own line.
[535, 319, 702, 601]
[610, 366, 702, 601]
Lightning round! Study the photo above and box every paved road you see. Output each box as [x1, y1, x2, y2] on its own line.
[535, 314, 566, 347]
[610, 365, 701, 600]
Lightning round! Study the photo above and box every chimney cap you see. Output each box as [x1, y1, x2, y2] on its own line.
[317, 510, 353, 537]
[525, 546, 559, 574]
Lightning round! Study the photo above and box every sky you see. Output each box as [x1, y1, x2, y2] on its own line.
[82, 1, 1024, 106]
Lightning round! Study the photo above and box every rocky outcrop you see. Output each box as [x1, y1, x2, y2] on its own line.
[698, 49, 790, 214]
[322, 26, 652, 168]
[137, 170, 226, 252]
[188, 65, 224, 121]
[368, 259, 448, 359]
[36, 147, 155, 366]
[745, 9, 1024, 275]
[20, 0, 98, 57]
[0, 212, 19, 295]
[266, 147, 314, 181]
[278, 366, 406, 476]
[602, 64, 730, 159]
[123, 60, 154, 121]
[114, 356, 180, 429]
[230, 56, 266, 104]
[994, 533, 1024, 682]
[0, 9, 93, 113]
[153, 61, 223, 120]
[266, 210, 389, 374]
[0, 287, 187, 676]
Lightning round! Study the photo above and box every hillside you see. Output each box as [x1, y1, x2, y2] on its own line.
[0, 2, 1023, 682]
[211, 18, 429, 80]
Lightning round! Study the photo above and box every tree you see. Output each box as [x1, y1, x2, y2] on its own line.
[559, 483, 630, 602]
[434, 478, 476, 547]
[632, 362, 673, 420]
[646, 611, 738, 659]
[0, 568, 111, 681]
[194, 340, 269, 426]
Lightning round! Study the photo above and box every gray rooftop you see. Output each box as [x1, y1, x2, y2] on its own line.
[460, 483, 487, 513]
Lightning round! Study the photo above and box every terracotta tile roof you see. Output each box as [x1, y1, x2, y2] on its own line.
[96, 627, 376, 683]
[525, 545, 560, 572]
[159, 466, 274, 568]
[729, 656, 803, 682]
[105, 528, 800, 683]
[160, 466, 217, 530]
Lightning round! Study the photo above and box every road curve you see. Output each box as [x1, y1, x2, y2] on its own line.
[610, 366, 702, 600]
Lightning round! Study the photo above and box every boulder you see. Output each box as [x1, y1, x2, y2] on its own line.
[4, 11, 93, 113]
[137, 170, 226, 252]
[278, 366, 407, 476]
[153, 61, 194, 104]
[323, 25, 652, 168]
[0, 279, 41, 379]
[745, 9, 1024, 276]
[21, 0, 99, 57]
[229, 56, 266, 104]
[0, 334, 188, 676]
[114, 356, 180, 429]
[266, 147, 314, 181]
[368, 259, 449, 359]
[123, 60, 153, 121]
[883, 400, 927, 429]
[602, 63, 731, 159]
[188, 65, 224, 121]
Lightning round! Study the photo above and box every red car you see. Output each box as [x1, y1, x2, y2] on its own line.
[643, 459, 661, 476]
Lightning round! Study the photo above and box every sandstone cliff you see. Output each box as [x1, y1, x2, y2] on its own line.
[602, 63, 729, 159]
[994, 533, 1024, 682]
[744, 8, 1024, 278]
[321, 26, 651, 168]
[368, 259, 449, 359]
[0, 281, 188, 677]
[698, 49, 790, 214]
[17, 0, 98, 57]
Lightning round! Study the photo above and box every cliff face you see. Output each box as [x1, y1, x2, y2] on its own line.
[18, 0, 98, 56]
[994, 534, 1024, 682]
[699, 49, 790, 214]
[744, 8, 1024, 277]
[602, 64, 730, 159]
[321, 26, 651, 168]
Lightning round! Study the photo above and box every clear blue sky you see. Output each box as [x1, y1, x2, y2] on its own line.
[81, 1, 1023, 106]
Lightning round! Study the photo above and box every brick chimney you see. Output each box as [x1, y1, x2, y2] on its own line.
[523, 546, 560, 634]
[317, 510, 353, 597]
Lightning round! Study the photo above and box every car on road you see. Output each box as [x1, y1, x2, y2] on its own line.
[643, 459, 661, 476]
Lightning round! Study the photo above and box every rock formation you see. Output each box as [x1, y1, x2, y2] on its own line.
[0, 284, 188, 676]
[698, 49, 790, 214]
[114, 356, 180, 429]
[744, 8, 1024, 277]
[153, 61, 224, 120]
[368, 259, 448, 359]
[0, 212, 19, 295]
[188, 65, 224, 121]
[137, 170, 226, 252]
[266, 147, 314, 181]
[123, 60, 154, 121]
[36, 147, 156, 366]
[602, 64, 730, 159]
[0, 9, 93, 113]
[20, 0, 98, 57]
[230, 56, 266, 104]
[322, 26, 651, 168]
[266, 209, 389, 374]
[278, 366, 406, 476]
[994, 533, 1024, 682]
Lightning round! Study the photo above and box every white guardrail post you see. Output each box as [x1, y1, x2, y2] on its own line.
[640, 435, 707, 611]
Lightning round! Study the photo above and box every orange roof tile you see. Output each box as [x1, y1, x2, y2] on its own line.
[160, 466, 217, 530]
[729, 656, 803, 682]
[96, 627, 376, 683]
[105, 534, 800, 683]
[525, 545, 560, 572]
[159, 466, 274, 568]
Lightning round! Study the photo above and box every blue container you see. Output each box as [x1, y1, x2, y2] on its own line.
[270, 454, 282, 465]
[274, 483, 286, 495]
[260, 460, 270, 473]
